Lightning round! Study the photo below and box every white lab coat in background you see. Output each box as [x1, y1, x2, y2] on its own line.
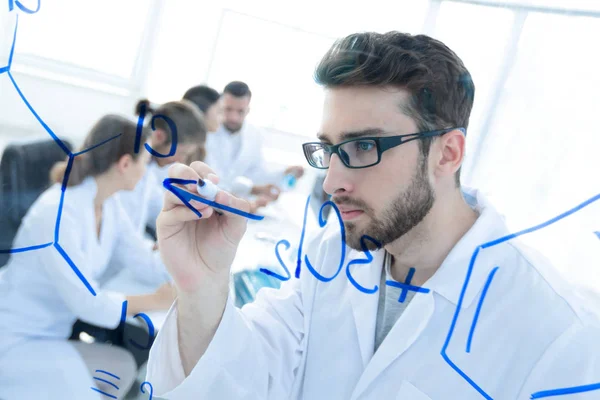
[116, 160, 169, 236]
[204, 124, 286, 198]
[147, 187, 600, 399]
[0, 177, 170, 399]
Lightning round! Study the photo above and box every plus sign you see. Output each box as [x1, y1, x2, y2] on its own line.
[385, 267, 430, 303]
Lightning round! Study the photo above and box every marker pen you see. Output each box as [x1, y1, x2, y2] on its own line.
[196, 178, 224, 216]
[196, 177, 220, 200]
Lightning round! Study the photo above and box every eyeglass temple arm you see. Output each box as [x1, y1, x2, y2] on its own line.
[379, 128, 465, 152]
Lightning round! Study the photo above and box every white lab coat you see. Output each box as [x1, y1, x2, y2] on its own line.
[0, 176, 169, 399]
[146, 188, 600, 399]
[116, 160, 169, 236]
[205, 124, 286, 198]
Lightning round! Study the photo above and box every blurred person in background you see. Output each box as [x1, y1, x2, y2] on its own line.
[183, 84, 222, 133]
[182, 84, 272, 212]
[0, 115, 174, 400]
[205, 81, 305, 204]
[116, 99, 207, 242]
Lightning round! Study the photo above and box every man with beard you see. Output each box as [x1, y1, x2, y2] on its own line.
[146, 32, 600, 399]
[204, 81, 305, 202]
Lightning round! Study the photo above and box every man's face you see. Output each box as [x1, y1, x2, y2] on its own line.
[221, 93, 250, 133]
[320, 86, 435, 251]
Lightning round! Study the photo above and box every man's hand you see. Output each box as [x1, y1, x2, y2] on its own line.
[251, 184, 281, 201]
[249, 195, 271, 214]
[156, 162, 251, 294]
[284, 165, 304, 179]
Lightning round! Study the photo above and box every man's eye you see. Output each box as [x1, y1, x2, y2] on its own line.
[356, 141, 374, 151]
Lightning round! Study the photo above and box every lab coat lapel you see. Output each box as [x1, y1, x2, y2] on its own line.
[347, 248, 385, 369]
[351, 285, 435, 399]
[233, 125, 253, 179]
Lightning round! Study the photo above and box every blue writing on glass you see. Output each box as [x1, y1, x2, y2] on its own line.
[304, 200, 346, 282]
[54, 242, 96, 295]
[385, 267, 431, 303]
[90, 370, 120, 399]
[140, 381, 154, 400]
[145, 114, 178, 158]
[530, 382, 600, 399]
[440, 192, 600, 400]
[260, 239, 292, 281]
[119, 300, 155, 350]
[162, 178, 264, 220]
[0, 11, 18, 74]
[346, 235, 381, 294]
[466, 266, 499, 353]
[258, 194, 311, 281]
[0, 241, 52, 254]
[134, 100, 147, 154]
[129, 313, 155, 350]
[294, 195, 311, 278]
[8, 0, 40, 14]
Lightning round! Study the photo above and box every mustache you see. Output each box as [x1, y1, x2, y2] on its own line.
[331, 196, 370, 211]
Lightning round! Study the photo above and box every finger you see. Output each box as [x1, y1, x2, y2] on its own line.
[166, 162, 203, 192]
[158, 202, 215, 227]
[189, 161, 218, 180]
[213, 190, 250, 220]
[162, 189, 213, 213]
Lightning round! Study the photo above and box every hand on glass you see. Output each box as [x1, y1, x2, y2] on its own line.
[156, 162, 251, 293]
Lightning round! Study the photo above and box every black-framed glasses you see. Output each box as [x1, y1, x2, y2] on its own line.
[302, 127, 465, 169]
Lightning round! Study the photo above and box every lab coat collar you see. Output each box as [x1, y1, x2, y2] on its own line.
[425, 186, 511, 309]
[345, 187, 508, 367]
[346, 246, 385, 368]
[348, 187, 511, 398]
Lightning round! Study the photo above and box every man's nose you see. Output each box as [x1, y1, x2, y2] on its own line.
[323, 154, 354, 196]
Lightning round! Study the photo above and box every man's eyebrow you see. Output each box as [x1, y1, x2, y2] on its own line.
[317, 128, 386, 143]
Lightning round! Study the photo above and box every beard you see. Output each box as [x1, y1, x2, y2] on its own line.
[224, 121, 242, 133]
[335, 155, 435, 251]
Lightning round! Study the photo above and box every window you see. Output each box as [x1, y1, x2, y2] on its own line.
[432, 1, 515, 169]
[206, 11, 335, 138]
[466, 11, 600, 288]
[146, 1, 431, 137]
[14, 0, 152, 79]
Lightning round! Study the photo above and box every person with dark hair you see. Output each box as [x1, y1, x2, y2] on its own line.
[204, 80, 304, 205]
[0, 115, 175, 399]
[183, 85, 222, 132]
[147, 32, 600, 399]
[117, 99, 207, 237]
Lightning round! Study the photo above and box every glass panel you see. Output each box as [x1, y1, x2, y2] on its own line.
[467, 11, 600, 288]
[433, 1, 515, 162]
[14, 0, 151, 78]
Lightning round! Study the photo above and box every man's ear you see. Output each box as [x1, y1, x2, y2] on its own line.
[434, 129, 466, 180]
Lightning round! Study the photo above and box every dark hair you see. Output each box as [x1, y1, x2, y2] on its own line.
[151, 100, 207, 147]
[50, 115, 148, 186]
[223, 81, 252, 99]
[134, 99, 207, 147]
[134, 98, 155, 116]
[183, 85, 220, 113]
[314, 32, 475, 186]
